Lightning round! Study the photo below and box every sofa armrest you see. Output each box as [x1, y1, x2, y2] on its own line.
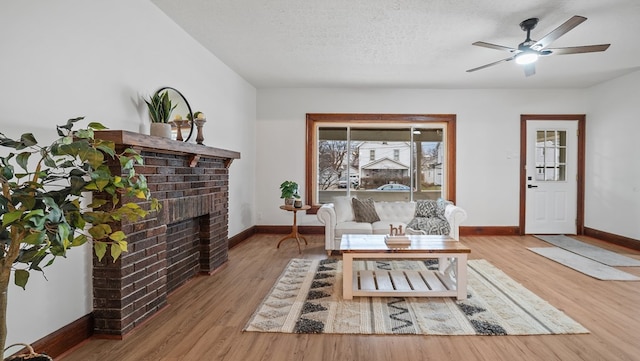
[444, 204, 467, 241]
[317, 203, 337, 253]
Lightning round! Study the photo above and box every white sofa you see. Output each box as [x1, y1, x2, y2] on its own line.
[317, 197, 467, 254]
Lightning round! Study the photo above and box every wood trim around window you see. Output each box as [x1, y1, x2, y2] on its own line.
[305, 113, 456, 213]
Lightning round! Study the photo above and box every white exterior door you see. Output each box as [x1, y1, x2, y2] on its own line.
[525, 120, 578, 234]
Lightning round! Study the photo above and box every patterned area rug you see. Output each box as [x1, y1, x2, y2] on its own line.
[243, 259, 588, 335]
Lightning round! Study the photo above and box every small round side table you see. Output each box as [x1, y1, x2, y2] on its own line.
[277, 204, 311, 253]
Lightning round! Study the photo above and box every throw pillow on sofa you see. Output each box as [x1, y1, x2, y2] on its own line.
[415, 199, 438, 217]
[408, 199, 452, 235]
[352, 198, 380, 223]
[436, 198, 452, 216]
[415, 199, 451, 218]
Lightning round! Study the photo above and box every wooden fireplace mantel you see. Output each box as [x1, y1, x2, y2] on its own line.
[95, 130, 240, 167]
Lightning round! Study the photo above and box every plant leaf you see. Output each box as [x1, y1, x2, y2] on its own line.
[22, 231, 45, 245]
[116, 240, 128, 253]
[2, 210, 22, 227]
[78, 147, 104, 169]
[1, 164, 13, 179]
[57, 224, 71, 247]
[109, 231, 126, 243]
[96, 141, 115, 157]
[87, 198, 108, 208]
[94, 242, 107, 262]
[14, 269, 29, 289]
[75, 128, 94, 140]
[19, 133, 37, 148]
[88, 122, 108, 130]
[72, 234, 88, 247]
[110, 243, 122, 261]
[15, 152, 31, 172]
[95, 179, 109, 191]
[43, 154, 57, 168]
[69, 176, 87, 194]
[88, 223, 111, 240]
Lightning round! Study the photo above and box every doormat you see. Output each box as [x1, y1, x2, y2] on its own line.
[243, 258, 588, 335]
[528, 247, 640, 281]
[533, 234, 640, 267]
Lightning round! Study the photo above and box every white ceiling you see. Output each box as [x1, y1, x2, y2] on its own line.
[151, 0, 640, 89]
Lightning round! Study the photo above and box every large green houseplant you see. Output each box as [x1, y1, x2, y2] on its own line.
[0, 117, 159, 355]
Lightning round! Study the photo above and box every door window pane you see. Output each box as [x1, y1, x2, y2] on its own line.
[535, 129, 567, 181]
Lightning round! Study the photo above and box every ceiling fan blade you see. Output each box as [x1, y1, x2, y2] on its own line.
[532, 15, 587, 50]
[524, 63, 536, 77]
[472, 41, 516, 52]
[466, 56, 515, 73]
[546, 44, 610, 55]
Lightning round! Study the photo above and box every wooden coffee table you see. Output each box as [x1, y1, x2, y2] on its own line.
[340, 234, 470, 300]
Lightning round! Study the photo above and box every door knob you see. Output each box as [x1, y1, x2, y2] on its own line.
[527, 184, 538, 188]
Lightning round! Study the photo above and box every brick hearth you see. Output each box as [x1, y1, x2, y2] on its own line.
[92, 131, 240, 337]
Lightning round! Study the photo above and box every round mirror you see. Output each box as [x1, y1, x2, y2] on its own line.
[155, 87, 194, 142]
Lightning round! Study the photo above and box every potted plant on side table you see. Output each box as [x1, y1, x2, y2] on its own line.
[279, 181, 300, 206]
[0, 117, 159, 358]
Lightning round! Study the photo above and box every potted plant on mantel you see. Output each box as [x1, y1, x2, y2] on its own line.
[0, 117, 160, 357]
[144, 90, 176, 138]
[280, 181, 300, 206]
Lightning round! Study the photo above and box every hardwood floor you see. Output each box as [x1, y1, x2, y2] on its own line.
[59, 234, 640, 361]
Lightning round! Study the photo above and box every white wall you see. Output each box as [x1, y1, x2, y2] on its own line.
[0, 0, 255, 350]
[586, 70, 640, 240]
[256, 88, 591, 228]
[257, 78, 640, 241]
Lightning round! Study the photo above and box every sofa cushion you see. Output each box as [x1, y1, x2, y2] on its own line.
[374, 201, 416, 222]
[336, 222, 373, 237]
[352, 198, 380, 223]
[333, 196, 355, 223]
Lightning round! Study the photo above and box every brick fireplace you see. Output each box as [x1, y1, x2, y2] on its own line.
[92, 131, 240, 337]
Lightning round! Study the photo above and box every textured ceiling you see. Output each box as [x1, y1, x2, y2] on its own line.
[151, 0, 640, 89]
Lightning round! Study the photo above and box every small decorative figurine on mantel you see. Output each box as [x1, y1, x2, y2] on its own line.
[194, 111, 206, 145]
[172, 114, 186, 141]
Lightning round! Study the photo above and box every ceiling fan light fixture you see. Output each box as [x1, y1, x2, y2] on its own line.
[467, 16, 609, 75]
[515, 51, 538, 65]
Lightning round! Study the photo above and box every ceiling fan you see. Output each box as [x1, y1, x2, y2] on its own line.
[466, 15, 610, 77]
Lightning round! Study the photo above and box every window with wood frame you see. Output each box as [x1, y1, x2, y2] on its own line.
[305, 114, 457, 212]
